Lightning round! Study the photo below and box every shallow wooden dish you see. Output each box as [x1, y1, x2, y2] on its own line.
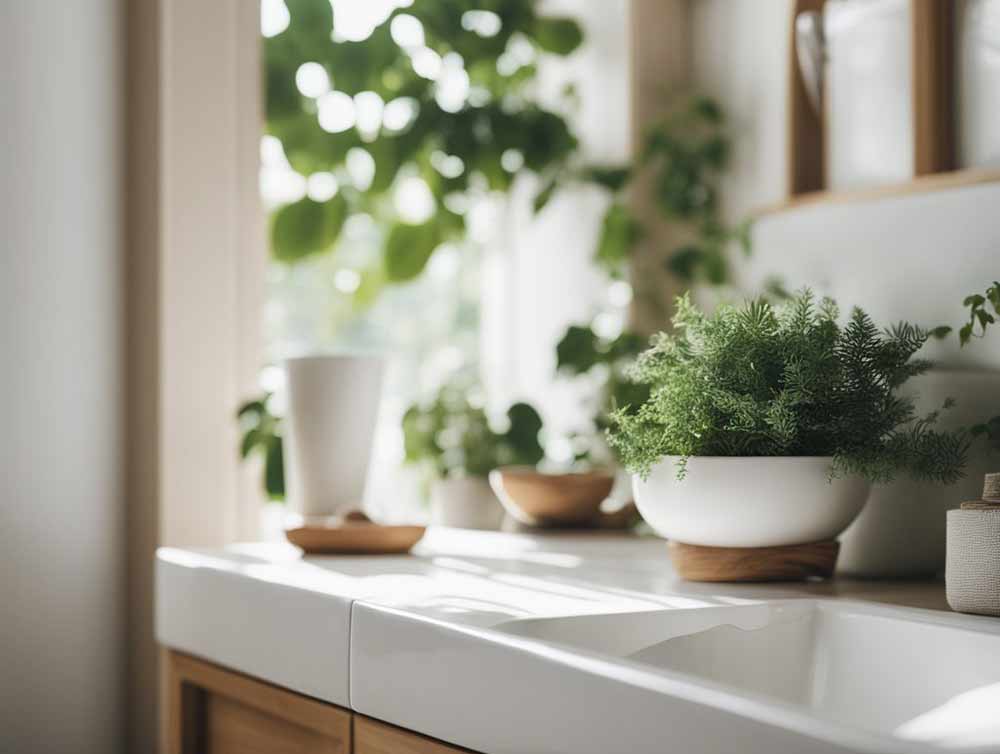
[489, 466, 617, 527]
[669, 540, 839, 582]
[286, 523, 426, 555]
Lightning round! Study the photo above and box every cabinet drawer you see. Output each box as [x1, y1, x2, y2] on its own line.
[165, 650, 351, 754]
[354, 715, 478, 754]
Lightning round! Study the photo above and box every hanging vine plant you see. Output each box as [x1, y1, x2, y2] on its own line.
[265, 0, 586, 296]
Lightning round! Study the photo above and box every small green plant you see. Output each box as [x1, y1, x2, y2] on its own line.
[959, 281, 1000, 345]
[608, 291, 969, 483]
[402, 380, 544, 479]
[237, 394, 285, 501]
[929, 280, 1000, 451]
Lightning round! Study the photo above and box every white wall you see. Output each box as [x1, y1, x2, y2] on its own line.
[0, 2, 123, 752]
[691, 0, 792, 218]
[690, 0, 1000, 373]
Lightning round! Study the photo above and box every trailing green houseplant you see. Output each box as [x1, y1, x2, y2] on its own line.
[608, 291, 970, 483]
[930, 280, 1000, 450]
[542, 95, 751, 285]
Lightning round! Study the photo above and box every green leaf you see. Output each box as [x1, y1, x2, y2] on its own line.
[237, 398, 268, 420]
[928, 325, 952, 340]
[556, 325, 601, 374]
[383, 221, 441, 282]
[240, 428, 263, 459]
[699, 136, 729, 169]
[987, 282, 1000, 313]
[963, 294, 986, 308]
[271, 195, 348, 262]
[351, 264, 386, 311]
[532, 17, 583, 55]
[584, 165, 631, 192]
[595, 203, 643, 274]
[733, 217, 754, 256]
[264, 436, 285, 501]
[533, 176, 558, 214]
[608, 331, 645, 360]
[703, 250, 728, 286]
[691, 96, 723, 123]
[505, 402, 545, 466]
[763, 276, 792, 301]
[666, 245, 704, 282]
[959, 322, 974, 346]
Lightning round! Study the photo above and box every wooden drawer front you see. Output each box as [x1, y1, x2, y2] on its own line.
[205, 694, 344, 754]
[354, 715, 477, 754]
[166, 650, 350, 754]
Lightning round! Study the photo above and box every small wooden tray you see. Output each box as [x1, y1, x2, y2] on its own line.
[285, 524, 426, 555]
[669, 539, 840, 582]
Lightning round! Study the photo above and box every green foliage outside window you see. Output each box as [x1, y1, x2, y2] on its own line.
[266, 0, 587, 294]
[608, 291, 970, 484]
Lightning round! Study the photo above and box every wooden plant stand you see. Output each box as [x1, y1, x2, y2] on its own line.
[669, 540, 840, 582]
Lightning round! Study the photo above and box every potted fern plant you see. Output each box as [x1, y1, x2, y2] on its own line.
[608, 291, 969, 571]
[402, 380, 544, 530]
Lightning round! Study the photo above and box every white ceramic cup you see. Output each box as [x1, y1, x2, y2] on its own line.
[283, 354, 385, 517]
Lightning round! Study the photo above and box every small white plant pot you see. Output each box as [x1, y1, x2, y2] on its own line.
[283, 354, 385, 518]
[430, 477, 505, 530]
[947, 508, 1000, 617]
[632, 456, 870, 548]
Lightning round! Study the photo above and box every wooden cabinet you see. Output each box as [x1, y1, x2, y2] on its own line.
[165, 650, 475, 754]
[354, 715, 474, 754]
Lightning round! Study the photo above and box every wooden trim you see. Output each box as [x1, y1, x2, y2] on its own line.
[786, 0, 827, 197]
[127, 2, 266, 750]
[627, 0, 691, 334]
[755, 167, 1000, 216]
[354, 715, 478, 754]
[911, 0, 956, 175]
[165, 650, 351, 753]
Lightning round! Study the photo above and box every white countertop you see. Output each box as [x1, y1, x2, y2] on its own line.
[157, 528, 1000, 754]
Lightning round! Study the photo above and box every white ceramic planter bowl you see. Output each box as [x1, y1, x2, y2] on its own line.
[430, 477, 505, 530]
[632, 456, 870, 548]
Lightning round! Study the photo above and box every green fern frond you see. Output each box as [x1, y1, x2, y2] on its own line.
[608, 291, 968, 483]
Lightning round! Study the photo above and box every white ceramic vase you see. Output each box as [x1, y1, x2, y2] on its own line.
[838, 369, 1000, 577]
[632, 456, 870, 548]
[430, 477, 505, 530]
[283, 354, 384, 518]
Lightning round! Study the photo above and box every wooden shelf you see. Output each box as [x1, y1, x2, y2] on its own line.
[756, 167, 1000, 217]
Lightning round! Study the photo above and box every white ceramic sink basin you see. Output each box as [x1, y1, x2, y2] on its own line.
[495, 601, 1000, 752]
[352, 598, 1000, 754]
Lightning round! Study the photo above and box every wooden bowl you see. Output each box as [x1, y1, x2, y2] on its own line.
[489, 466, 615, 527]
[285, 512, 425, 554]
